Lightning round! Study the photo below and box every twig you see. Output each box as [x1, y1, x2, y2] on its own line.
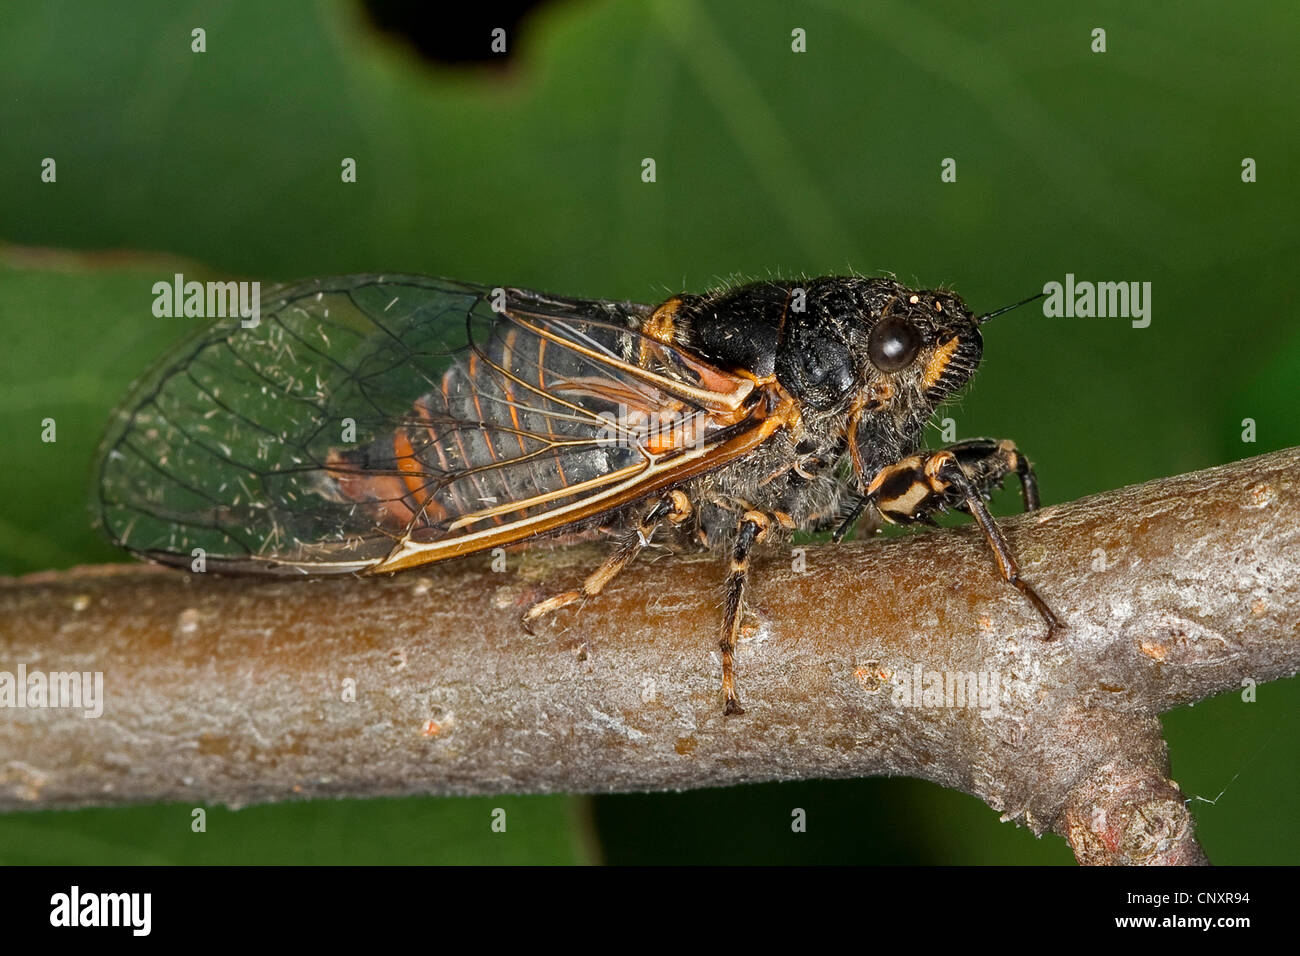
[3, 448, 1298, 864]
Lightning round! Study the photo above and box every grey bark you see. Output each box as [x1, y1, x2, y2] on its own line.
[3, 447, 1297, 864]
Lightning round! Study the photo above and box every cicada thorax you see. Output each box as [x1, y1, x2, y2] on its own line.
[636, 276, 981, 547]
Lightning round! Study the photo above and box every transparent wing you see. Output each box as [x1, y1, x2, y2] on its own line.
[96, 275, 767, 574]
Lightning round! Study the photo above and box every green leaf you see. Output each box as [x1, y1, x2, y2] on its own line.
[2, 0, 1297, 865]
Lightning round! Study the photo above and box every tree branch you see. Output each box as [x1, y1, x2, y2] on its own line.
[3, 448, 1298, 864]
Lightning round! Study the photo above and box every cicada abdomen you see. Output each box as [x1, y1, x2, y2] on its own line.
[97, 276, 767, 575]
[316, 290, 681, 548]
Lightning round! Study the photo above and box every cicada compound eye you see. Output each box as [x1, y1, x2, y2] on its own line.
[867, 316, 922, 372]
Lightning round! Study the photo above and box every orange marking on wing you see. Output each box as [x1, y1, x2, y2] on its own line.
[324, 449, 416, 532]
[499, 328, 528, 456]
[407, 398, 449, 524]
[509, 313, 753, 413]
[643, 408, 702, 456]
[550, 375, 674, 413]
[392, 429, 426, 504]
[536, 336, 568, 489]
[415, 391, 456, 492]
[467, 352, 499, 464]
[440, 367, 480, 521]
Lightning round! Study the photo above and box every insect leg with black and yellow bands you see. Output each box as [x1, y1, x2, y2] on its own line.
[867, 448, 1063, 639]
[718, 507, 797, 715]
[833, 437, 1041, 542]
[943, 437, 1041, 512]
[521, 490, 693, 631]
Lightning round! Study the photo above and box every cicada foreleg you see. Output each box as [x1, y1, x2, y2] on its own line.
[521, 491, 693, 632]
[942, 437, 1041, 513]
[867, 445, 1063, 639]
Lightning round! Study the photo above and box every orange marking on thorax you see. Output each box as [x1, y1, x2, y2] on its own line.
[638, 299, 681, 370]
[642, 298, 680, 346]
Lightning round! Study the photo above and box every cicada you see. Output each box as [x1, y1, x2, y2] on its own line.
[97, 274, 1060, 714]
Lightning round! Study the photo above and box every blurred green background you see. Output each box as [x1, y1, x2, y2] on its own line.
[1, 0, 1297, 864]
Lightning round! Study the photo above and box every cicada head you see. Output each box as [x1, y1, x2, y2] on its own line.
[768, 277, 989, 487]
[773, 277, 983, 416]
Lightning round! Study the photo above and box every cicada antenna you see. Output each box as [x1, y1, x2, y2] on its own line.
[976, 290, 1046, 324]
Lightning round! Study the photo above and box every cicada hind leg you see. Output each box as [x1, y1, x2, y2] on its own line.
[521, 491, 693, 631]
